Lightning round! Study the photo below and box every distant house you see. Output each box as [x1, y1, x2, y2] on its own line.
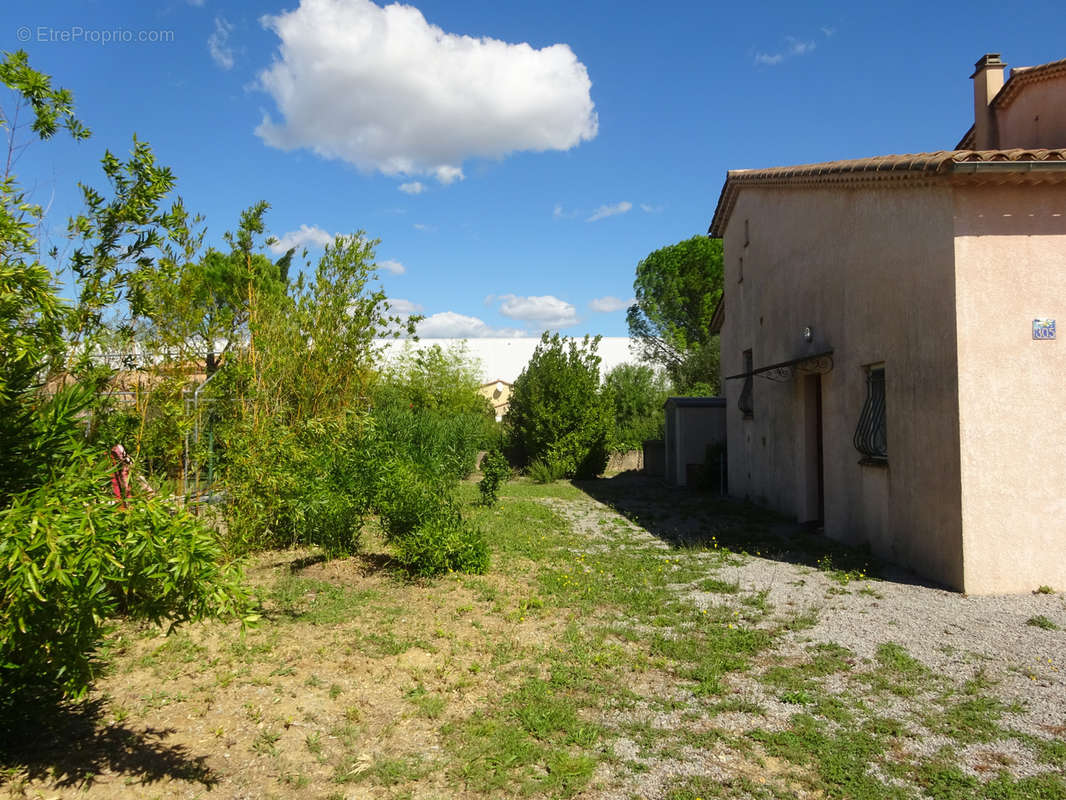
[707, 53, 1066, 594]
[479, 379, 513, 421]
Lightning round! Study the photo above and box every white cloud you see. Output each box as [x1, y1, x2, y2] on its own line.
[268, 223, 337, 254]
[821, 26, 836, 37]
[497, 294, 578, 328]
[256, 0, 598, 183]
[412, 223, 436, 232]
[416, 311, 524, 338]
[754, 52, 784, 66]
[388, 298, 423, 315]
[586, 201, 632, 222]
[188, 0, 206, 6]
[552, 203, 580, 220]
[639, 203, 663, 214]
[208, 16, 235, 70]
[589, 295, 634, 313]
[378, 259, 406, 275]
[434, 165, 464, 185]
[755, 36, 816, 67]
[398, 181, 426, 195]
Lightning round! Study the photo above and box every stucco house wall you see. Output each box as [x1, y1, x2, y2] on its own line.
[710, 53, 1066, 594]
[995, 75, 1066, 149]
[721, 184, 966, 588]
[952, 183, 1066, 592]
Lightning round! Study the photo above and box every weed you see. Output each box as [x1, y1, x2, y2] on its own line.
[929, 696, 1007, 744]
[861, 642, 934, 697]
[406, 685, 447, 719]
[698, 576, 740, 594]
[1027, 615, 1060, 631]
[251, 729, 280, 756]
[281, 771, 310, 789]
[781, 689, 815, 705]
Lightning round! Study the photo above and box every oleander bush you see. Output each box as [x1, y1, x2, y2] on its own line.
[0, 457, 249, 700]
[391, 510, 489, 578]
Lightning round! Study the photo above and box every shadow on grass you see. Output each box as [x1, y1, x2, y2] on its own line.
[0, 694, 216, 790]
[575, 471, 936, 588]
[268, 550, 395, 579]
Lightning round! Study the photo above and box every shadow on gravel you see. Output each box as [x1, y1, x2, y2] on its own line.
[575, 471, 937, 589]
[0, 695, 216, 789]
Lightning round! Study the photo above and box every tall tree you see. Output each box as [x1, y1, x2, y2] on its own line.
[626, 235, 723, 393]
[131, 204, 293, 375]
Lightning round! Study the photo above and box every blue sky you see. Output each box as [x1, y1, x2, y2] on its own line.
[3, 0, 1064, 337]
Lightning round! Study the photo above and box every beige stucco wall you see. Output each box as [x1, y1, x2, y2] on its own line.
[478, 380, 512, 421]
[720, 184, 967, 589]
[995, 74, 1066, 149]
[953, 183, 1066, 593]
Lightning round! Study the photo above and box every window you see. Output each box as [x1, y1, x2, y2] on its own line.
[739, 350, 754, 419]
[854, 364, 886, 463]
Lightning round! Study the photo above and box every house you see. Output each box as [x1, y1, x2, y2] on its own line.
[707, 53, 1066, 594]
[478, 379, 513, 421]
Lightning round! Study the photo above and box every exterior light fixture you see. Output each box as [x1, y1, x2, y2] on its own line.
[803, 326, 814, 343]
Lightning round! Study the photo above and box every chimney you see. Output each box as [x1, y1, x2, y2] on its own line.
[971, 53, 1005, 150]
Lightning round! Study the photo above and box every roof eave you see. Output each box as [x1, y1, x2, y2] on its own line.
[706, 149, 1066, 240]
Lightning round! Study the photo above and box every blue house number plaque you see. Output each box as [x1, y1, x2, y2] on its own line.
[1033, 318, 1057, 340]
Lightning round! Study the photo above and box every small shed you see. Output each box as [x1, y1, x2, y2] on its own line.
[663, 397, 727, 488]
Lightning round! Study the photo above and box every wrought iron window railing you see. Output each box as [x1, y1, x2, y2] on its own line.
[854, 365, 886, 463]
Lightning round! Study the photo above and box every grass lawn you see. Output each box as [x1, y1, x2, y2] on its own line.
[1, 476, 1063, 799]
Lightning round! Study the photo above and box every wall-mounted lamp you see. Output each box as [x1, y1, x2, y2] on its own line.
[803, 326, 814, 343]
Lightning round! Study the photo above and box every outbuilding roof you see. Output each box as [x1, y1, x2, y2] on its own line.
[708, 148, 1066, 237]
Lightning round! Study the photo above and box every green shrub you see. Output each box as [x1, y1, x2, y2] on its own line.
[528, 459, 563, 484]
[604, 363, 670, 452]
[392, 512, 489, 578]
[0, 463, 249, 699]
[380, 342, 492, 418]
[87, 376, 191, 479]
[478, 449, 510, 506]
[371, 450, 488, 577]
[375, 342, 497, 477]
[374, 457, 455, 540]
[222, 416, 368, 556]
[372, 399, 485, 483]
[506, 333, 613, 479]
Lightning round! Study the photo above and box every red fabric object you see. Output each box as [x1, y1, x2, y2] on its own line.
[109, 444, 131, 507]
